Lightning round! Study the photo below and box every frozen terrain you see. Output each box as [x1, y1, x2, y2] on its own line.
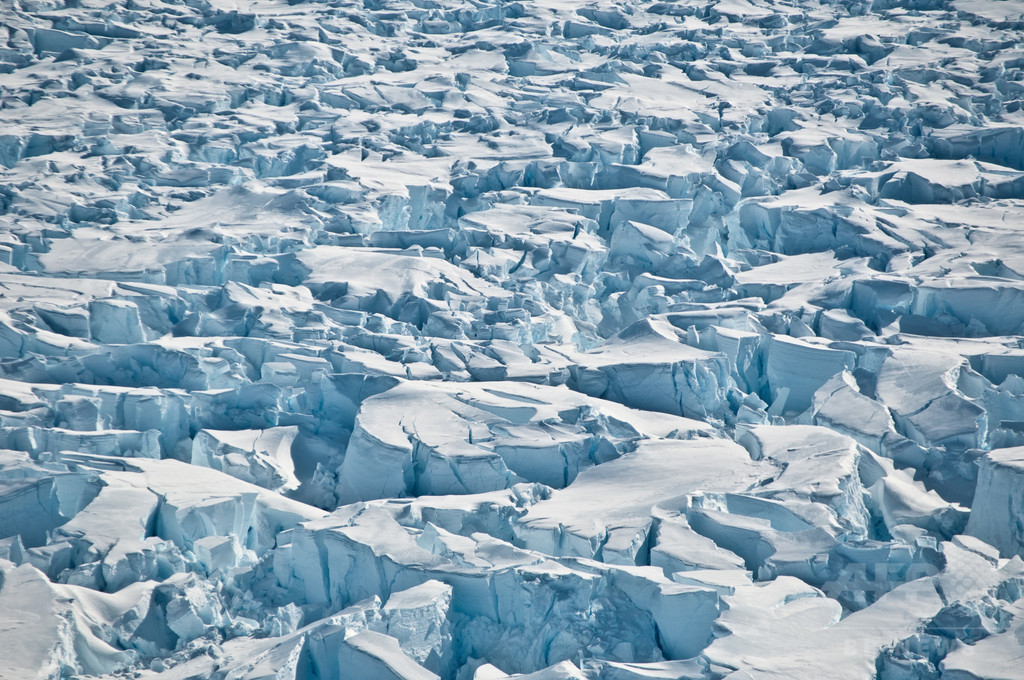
[2, 0, 1024, 677]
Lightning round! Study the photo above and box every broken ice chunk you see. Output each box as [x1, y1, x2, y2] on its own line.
[703, 574, 948, 680]
[192, 535, 243, 575]
[737, 425, 871, 538]
[569, 317, 731, 419]
[686, 493, 838, 583]
[650, 511, 747, 574]
[89, 298, 146, 345]
[382, 580, 454, 676]
[337, 379, 711, 503]
[273, 506, 719, 673]
[313, 630, 439, 680]
[806, 371, 913, 459]
[473, 659, 587, 679]
[191, 426, 299, 492]
[514, 438, 769, 565]
[608, 221, 677, 273]
[875, 348, 988, 457]
[0, 449, 102, 548]
[0, 559, 151, 676]
[938, 600, 1024, 680]
[763, 336, 856, 414]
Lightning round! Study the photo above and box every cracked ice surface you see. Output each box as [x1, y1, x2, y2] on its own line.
[2, 0, 1024, 677]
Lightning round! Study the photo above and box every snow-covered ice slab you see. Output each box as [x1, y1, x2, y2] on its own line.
[569, 318, 732, 420]
[514, 438, 768, 565]
[337, 379, 712, 502]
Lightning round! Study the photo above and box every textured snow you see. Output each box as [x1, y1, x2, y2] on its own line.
[2, 0, 1024, 677]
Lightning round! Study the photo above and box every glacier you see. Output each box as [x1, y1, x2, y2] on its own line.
[2, 0, 1024, 678]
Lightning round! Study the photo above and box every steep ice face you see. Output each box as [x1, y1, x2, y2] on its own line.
[191, 426, 300, 492]
[381, 580, 455, 676]
[2, 0, 1024, 677]
[569, 317, 733, 420]
[271, 504, 720, 670]
[965, 448, 1024, 558]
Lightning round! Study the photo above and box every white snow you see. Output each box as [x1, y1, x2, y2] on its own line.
[0, 0, 1022, 677]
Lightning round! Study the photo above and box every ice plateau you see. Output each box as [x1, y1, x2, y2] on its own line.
[1, 0, 1024, 678]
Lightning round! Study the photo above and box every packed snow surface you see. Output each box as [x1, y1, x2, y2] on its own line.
[2, 0, 1024, 677]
